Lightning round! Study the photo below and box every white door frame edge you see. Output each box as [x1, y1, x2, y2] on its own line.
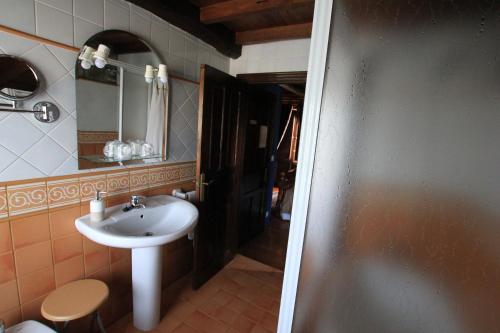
[276, 0, 334, 332]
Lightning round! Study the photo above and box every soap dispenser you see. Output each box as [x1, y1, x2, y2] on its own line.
[90, 190, 106, 222]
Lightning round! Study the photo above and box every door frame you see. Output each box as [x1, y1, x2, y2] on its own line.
[277, 0, 333, 332]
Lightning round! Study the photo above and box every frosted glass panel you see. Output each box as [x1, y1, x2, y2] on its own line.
[294, 2, 500, 332]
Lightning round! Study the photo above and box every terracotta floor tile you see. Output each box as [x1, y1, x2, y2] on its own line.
[184, 311, 227, 333]
[241, 303, 265, 323]
[157, 315, 183, 333]
[250, 325, 271, 333]
[167, 300, 198, 320]
[227, 297, 250, 314]
[103, 256, 282, 333]
[249, 293, 275, 312]
[198, 297, 223, 317]
[213, 306, 238, 326]
[171, 324, 201, 333]
[259, 312, 278, 332]
[211, 289, 234, 306]
[231, 314, 255, 333]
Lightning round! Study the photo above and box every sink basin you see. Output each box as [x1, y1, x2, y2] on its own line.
[75, 195, 198, 248]
[75, 195, 198, 331]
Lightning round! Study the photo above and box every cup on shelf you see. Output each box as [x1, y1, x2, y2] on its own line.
[140, 143, 154, 157]
[103, 140, 121, 158]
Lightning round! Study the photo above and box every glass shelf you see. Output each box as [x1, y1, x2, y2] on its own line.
[79, 154, 163, 164]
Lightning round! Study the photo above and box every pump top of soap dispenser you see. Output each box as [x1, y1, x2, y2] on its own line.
[95, 190, 106, 200]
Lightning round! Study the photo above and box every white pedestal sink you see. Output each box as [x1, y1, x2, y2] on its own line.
[75, 195, 198, 331]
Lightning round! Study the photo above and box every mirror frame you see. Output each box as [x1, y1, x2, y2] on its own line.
[0, 54, 40, 101]
[76, 30, 169, 169]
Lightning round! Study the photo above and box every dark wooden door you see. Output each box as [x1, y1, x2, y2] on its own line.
[193, 65, 244, 288]
[238, 87, 278, 245]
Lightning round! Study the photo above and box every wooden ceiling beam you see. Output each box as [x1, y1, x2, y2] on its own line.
[200, 0, 314, 24]
[236, 22, 312, 45]
[125, 0, 241, 58]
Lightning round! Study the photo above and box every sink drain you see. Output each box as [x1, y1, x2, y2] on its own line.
[143, 232, 154, 237]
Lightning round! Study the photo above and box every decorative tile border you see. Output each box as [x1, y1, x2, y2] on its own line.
[79, 175, 107, 202]
[0, 162, 195, 218]
[7, 182, 48, 216]
[77, 131, 119, 143]
[107, 172, 130, 196]
[0, 187, 8, 219]
[149, 167, 167, 187]
[166, 166, 181, 184]
[179, 164, 196, 181]
[47, 178, 80, 208]
[130, 169, 149, 192]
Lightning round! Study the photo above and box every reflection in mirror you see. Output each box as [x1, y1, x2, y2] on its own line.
[0, 55, 39, 101]
[76, 30, 167, 170]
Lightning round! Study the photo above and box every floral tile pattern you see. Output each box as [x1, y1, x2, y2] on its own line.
[165, 166, 181, 183]
[47, 178, 80, 208]
[79, 175, 107, 202]
[0, 162, 195, 218]
[129, 169, 149, 192]
[107, 172, 130, 196]
[179, 164, 196, 181]
[149, 167, 167, 187]
[0, 187, 8, 219]
[6, 182, 48, 216]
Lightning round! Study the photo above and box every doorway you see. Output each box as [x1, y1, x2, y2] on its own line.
[236, 73, 306, 271]
[194, 67, 306, 284]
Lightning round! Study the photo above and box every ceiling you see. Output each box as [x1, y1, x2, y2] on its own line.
[126, 0, 315, 59]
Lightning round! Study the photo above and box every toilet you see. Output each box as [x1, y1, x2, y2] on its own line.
[6, 321, 55, 333]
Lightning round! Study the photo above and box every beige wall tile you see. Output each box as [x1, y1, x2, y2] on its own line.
[0, 306, 21, 328]
[11, 213, 50, 249]
[52, 233, 82, 264]
[84, 248, 109, 275]
[20, 293, 47, 322]
[110, 247, 130, 264]
[0, 221, 12, 254]
[86, 265, 111, 286]
[0, 252, 16, 284]
[14, 241, 53, 277]
[49, 205, 81, 239]
[47, 178, 80, 208]
[0, 280, 20, 313]
[110, 258, 131, 297]
[7, 182, 48, 216]
[18, 266, 55, 304]
[54, 255, 84, 287]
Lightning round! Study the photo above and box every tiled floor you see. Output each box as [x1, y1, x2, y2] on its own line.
[108, 255, 283, 333]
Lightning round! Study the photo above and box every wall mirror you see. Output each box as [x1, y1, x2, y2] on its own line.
[0, 55, 39, 100]
[76, 30, 168, 169]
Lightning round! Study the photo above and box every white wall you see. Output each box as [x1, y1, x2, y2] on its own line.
[229, 39, 310, 76]
[0, 0, 229, 81]
[0, 0, 225, 181]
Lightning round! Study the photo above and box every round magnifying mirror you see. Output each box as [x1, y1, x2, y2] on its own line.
[0, 55, 40, 101]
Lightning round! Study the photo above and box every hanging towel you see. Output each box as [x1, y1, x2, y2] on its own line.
[145, 79, 169, 156]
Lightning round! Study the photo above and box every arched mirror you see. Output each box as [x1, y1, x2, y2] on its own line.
[0, 55, 40, 101]
[76, 30, 166, 169]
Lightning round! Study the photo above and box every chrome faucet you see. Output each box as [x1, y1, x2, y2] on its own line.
[123, 195, 146, 211]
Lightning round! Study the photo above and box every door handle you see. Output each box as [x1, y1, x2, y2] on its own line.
[199, 173, 214, 202]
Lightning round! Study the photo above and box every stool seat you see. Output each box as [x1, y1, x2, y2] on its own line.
[41, 279, 109, 322]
